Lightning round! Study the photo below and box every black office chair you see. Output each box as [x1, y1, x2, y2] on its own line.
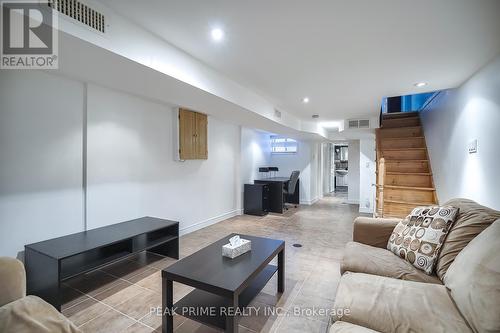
[283, 170, 300, 210]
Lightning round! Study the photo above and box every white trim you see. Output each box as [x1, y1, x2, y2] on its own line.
[179, 209, 240, 236]
[300, 197, 320, 205]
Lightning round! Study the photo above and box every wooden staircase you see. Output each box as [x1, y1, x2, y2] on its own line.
[375, 112, 438, 218]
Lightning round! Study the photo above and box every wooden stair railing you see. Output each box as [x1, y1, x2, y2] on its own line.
[376, 158, 386, 217]
[375, 127, 385, 217]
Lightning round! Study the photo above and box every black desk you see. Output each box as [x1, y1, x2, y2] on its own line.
[243, 183, 269, 216]
[254, 177, 299, 213]
[25, 216, 179, 311]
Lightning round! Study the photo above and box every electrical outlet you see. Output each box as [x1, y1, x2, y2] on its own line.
[468, 139, 478, 154]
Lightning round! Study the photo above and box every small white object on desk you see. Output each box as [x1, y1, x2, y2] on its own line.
[222, 235, 251, 259]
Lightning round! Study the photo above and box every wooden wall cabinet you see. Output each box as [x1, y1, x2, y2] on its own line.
[178, 108, 208, 160]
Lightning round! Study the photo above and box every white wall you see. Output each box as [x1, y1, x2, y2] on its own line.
[0, 71, 84, 258]
[0, 71, 241, 257]
[269, 140, 320, 204]
[322, 143, 330, 195]
[240, 128, 271, 185]
[239, 129, 322, 205]
[311, 142, 322, 202]
[359, 139, 376, 213]
[421, 56, 500, 210]
[86, 84, 241, 232]
[347, 140, 360, 204]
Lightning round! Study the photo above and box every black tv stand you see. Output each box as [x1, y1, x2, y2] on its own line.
[25, 216, 179, 311]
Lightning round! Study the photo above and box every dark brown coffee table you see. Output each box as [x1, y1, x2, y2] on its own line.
[161, 234, 285, 333]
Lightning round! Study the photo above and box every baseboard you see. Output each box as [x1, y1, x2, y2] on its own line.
[179, 209, 240, 236]
[300, 197, 320, 205]
[347, 199, 359, 204]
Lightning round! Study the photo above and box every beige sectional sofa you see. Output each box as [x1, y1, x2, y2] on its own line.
[0, 257, 81, 333]
[329, 198, 500, 333]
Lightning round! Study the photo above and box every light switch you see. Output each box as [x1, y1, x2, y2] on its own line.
[468, 139, 478, 154]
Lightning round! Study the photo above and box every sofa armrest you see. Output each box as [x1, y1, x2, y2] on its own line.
[0, 257, 26, 307]
[353, 217, 401, 248]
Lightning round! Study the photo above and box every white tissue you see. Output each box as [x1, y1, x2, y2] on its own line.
[229, 235, 242, 247]
[222, 235, 251, 258]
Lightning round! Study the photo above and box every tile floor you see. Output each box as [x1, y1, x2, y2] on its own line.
[61, 193, 364, 333]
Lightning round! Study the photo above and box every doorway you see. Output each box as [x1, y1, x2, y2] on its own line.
[322, 142, 349, 197]
[333, 144, 349, 193]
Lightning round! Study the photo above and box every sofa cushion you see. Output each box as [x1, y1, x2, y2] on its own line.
[0, 295, 81, 333]
[332, 272, 471, 333]
[342, 242, 442, 284]
[437, 198, 500, 280]
[0, 257, 26, 307]
[444, 219, 500, 333]
[387, 205, 458, 274]
[330, 321, 379, 333]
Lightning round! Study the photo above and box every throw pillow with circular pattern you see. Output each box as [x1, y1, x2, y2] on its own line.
[387, 206, 459, 274]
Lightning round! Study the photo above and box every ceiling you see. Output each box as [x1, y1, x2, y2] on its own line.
[100, 0, 500, 122]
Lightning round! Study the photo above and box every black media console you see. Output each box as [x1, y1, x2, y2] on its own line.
[24, 216, 179, 311]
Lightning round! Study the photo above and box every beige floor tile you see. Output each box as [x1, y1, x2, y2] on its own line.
[124, 322, 155, 333]
[61, 285, 89, 311]
[172, 282, 195, 303]
[94, 279, 145, 307]
[114, 289, 162, 320]
[63, 298, 111, 327]
[126, 267, 159, 284]
[79, 308, 135, 333]
[275, 314, 328, 333]
[140, 312, 186, 331]
[60, 193, 359, 333]
[135, 270, 162, 292]
[65, 270, 122, 296]
[174, 318, 220, 333]
[238, 301, 278, 332]
[101, 258, 158, 281]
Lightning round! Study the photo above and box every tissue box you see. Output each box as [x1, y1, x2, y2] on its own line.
[222, 239, 251, 259]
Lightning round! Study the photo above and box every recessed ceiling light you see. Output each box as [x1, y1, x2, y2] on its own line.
[302, 97, 310, 103]
[414, 82, 427, 87]
[211, 28, 224, 42]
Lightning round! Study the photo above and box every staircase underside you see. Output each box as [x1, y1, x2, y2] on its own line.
[376, 112, 438, 218]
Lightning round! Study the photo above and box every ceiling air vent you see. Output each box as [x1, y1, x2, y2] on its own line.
[348, 119, 370, 129]
[358, 119, 370, 128]
[48, 0, 105, 33]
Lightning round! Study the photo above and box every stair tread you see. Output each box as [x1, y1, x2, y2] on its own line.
[385, 159, 428, 162]
[383, 115, 420, 120]
[384, 185, 435, 191]
[386, 172, 432, 175]
[385, 199, 437, 205]
[382, 136, 425, 140]
[381, 147, 426, 151]
[380, 126, 422, 131]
